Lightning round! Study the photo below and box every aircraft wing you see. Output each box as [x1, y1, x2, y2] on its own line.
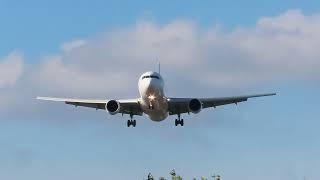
[36, 97, 143, 116]
[167, 93, 276, 115]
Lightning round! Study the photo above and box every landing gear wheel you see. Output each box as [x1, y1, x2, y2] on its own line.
[133, 120, 136, 127]
[127, 120, 136, 127]
[127, 113, 137, 127]
[175, 114, 184, 127]
[174, 118, 184, 127]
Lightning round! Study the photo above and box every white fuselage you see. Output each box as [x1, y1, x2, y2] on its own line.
[138, 71, 168, 121]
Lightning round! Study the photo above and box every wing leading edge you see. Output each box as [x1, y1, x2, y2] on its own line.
[167, 93, 276, 115]
[36, 97, 143, 116]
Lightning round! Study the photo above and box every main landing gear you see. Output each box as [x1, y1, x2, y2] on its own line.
[175, 114, 184, 127]
[127, 113, 136, 127]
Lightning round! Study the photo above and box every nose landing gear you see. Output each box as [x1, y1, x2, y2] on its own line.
[148, 104, 154, 110]
[175, 114, 184, 127]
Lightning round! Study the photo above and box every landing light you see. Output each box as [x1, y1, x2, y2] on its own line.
[148, 95, 156, 100]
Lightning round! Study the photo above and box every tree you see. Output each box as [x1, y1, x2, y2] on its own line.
[170, 169, 176, 180]
[212, 175, 221, 180]
[147, 173, 154, 180]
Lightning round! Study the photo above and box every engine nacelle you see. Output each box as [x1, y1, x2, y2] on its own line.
[106, 100, 120, 115]
[188, 99, 202, 114]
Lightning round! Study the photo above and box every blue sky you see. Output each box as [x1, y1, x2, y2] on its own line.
[1, 0, 320, 58]
[0, 1, 320, 179]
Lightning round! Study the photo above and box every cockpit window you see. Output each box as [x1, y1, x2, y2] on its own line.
[142, 75, 160, 80]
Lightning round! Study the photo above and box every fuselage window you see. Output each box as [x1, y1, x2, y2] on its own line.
[150, 75, 159, 79]
[142, 75, 160, 80]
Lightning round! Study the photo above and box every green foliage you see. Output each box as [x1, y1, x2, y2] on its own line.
[145, 170, 221, 180]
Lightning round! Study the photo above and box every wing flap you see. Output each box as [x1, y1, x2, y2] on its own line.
[65, 101, 106, 110]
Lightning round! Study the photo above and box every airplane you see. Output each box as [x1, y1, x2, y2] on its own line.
[37, 70, 276, 127]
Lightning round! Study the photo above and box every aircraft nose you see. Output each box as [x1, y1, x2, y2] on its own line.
[148, 78, 159, 88]
[149, 78, 157, 84]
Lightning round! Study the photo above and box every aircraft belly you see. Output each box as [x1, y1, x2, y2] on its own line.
[146, 111, 168, 122]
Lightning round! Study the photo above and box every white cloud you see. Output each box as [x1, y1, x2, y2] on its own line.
[61, 40, 87, 52]
[30, 55, 133, 96]
[54, 10, 320, 90]
[0, 51, 24, 88]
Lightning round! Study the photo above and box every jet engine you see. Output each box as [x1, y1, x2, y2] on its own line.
[188, 99, 202, 114]
[106, 100, 120, 115]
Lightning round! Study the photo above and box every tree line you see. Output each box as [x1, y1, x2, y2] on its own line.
[145, 170, 221, 180]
